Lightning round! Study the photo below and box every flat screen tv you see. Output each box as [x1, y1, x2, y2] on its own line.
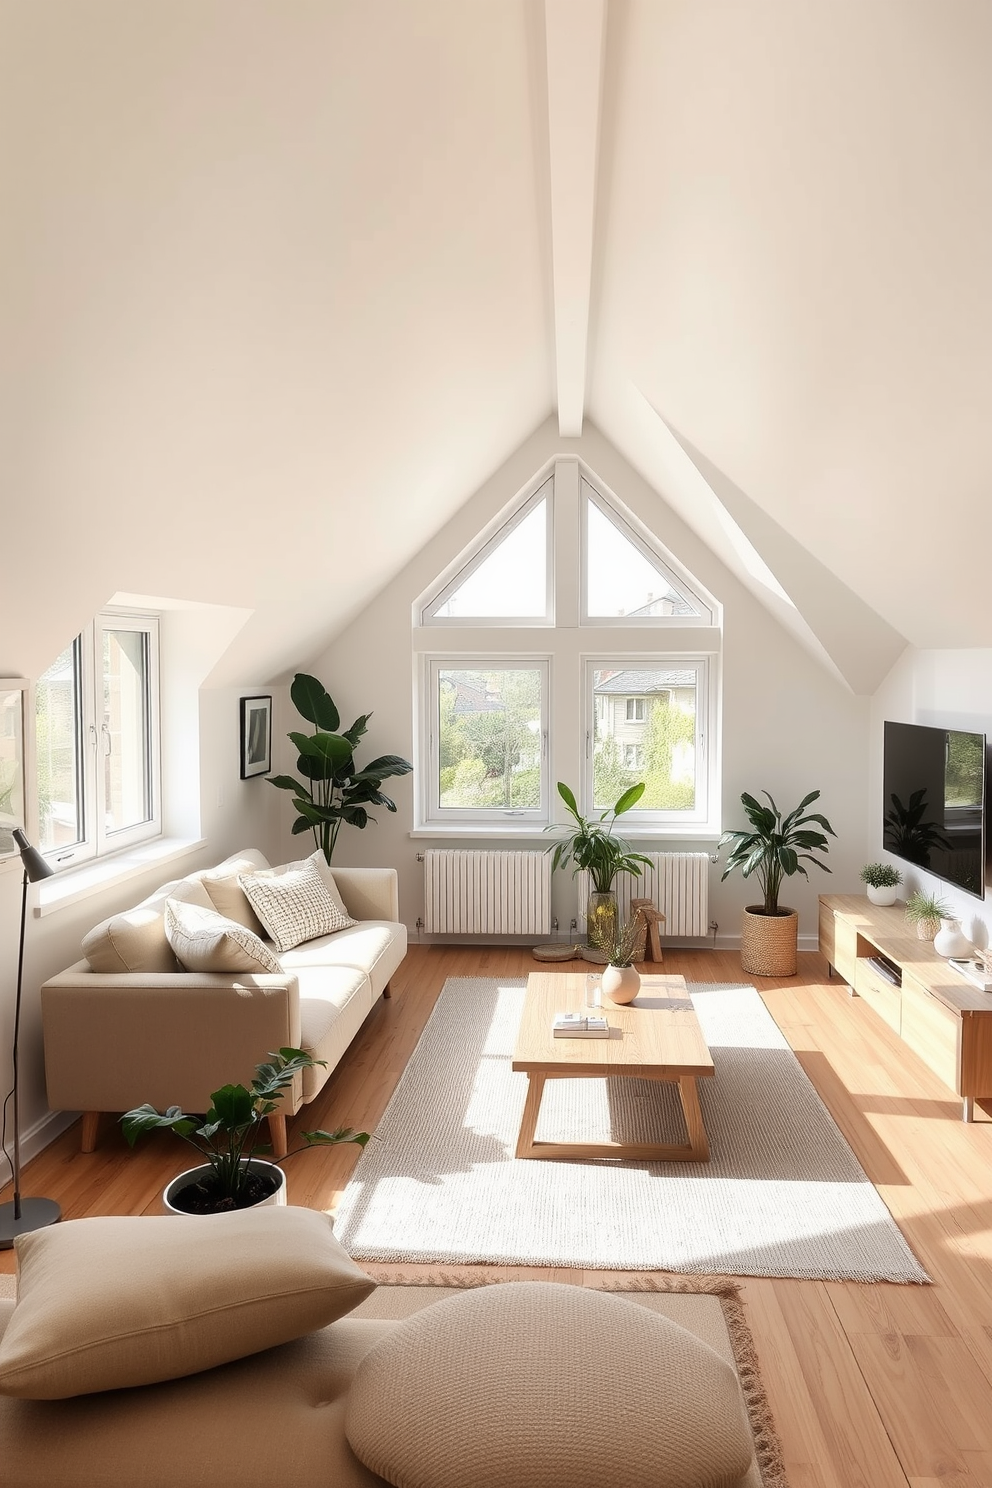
[882, 721, 987, 899]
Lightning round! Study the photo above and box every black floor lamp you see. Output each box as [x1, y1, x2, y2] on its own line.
[0, 828, 61, 1248]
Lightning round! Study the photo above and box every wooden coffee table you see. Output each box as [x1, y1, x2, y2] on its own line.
[511, 971, 715, 1162]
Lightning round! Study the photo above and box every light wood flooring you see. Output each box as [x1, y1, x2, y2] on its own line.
[4, 944, 992, 1486]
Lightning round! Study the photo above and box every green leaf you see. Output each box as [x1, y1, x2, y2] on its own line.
[208, 1084, 256, 1129]
[269, 774, 311, 797]
[341, 715, 371, 749]
[613, 782, 646, 816]
[355, 753, 413, 780]
[557, 781, 579, 814]
[291, 674, 339, 731]
[299, 1127, 370, 1148]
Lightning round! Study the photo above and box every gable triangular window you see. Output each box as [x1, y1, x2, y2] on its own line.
[582, 479, 709, 624]
[423, 480, 551, 624]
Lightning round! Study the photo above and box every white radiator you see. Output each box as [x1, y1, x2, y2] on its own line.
[421, 850, 552, 936]
[577, 853, 711, 938]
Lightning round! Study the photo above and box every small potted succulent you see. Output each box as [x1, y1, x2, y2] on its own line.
[588, 912, 643, 1004]
[122, 1048, 369, 1215]
[859, 862, 903, 907]
[904, 889, 950, 943]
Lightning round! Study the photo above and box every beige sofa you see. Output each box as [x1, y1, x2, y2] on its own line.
[40, 849, 407, 1156]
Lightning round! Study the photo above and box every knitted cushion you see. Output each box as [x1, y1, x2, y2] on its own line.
[164, 899, 283, 974]
[0, 1209, 375, 1399]
[345, 1282, 754, 1488]
[239, 858, 355, 953]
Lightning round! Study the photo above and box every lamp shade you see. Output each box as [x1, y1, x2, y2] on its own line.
[12, 829, 53, 884]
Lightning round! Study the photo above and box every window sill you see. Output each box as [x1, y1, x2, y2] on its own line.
[410, 826, 721, 844]
[33, 836, 207, 917]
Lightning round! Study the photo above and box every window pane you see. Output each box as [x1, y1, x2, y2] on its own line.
[0, 687, 24, 855]
[586, 500, 699, 619]
[432, 501, 547, 618]
[37, 641, 84, 852]
[592, 667, 697, 811]
[103, 628, 151, 834]
[437, 668, 542, 809]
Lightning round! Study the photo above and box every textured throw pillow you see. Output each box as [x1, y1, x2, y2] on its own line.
[345, 1283, 753, 1488]
[239, 857, 355, 953]
[306, 849, 356, 923]
[164, 898, 283, 974]
[0, 1208, 376, 1399]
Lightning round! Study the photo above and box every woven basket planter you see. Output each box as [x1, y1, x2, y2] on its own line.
[740, 906, 799, 977]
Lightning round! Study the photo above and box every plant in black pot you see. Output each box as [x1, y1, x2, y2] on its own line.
[720, 790, 835, 977]
[121, 1048, 370, 1215]
[546, 781, 651, 952]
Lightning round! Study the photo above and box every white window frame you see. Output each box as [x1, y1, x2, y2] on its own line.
[580, 480, 714, 627]
[38, 610, 162, 870]
[584, 655, 714, 829]
[420, 655, 550, 826]
[420, 477, 554, 627]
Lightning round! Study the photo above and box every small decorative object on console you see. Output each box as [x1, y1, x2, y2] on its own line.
[948, 958, 992, 993]
[859, 861, 902, 906]
[932, 917, 974, 959]
[904, 889, 950, 942]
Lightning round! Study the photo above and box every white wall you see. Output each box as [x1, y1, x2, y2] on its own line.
[871, 647, 992, 948]
[294, 423, 870, 950]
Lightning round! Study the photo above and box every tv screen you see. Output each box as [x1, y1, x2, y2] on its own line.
[882, 721, 987, 899]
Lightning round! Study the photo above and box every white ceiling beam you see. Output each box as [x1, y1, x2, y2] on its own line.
[544, 0, 607, 437]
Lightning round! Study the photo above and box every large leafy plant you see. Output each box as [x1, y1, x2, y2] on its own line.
[720, 790, 835, 915]
[270, 673, 412, 863]
[546, 781, 651, 892]
[121, 1048, 369, 1210]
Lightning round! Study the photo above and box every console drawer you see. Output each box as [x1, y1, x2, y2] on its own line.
[854, 958, 901, 1032]
[901, 973, 961, 1093]
[832, 915, 859, 986]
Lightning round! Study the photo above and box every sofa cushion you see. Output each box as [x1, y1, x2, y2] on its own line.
[164, 898, 283, 974]
[345, 1282, 753, 1488]
[197, 856, 269, 936]
[81, 878, 214, 974]
[307, 849, 359, 924]
[240, 857, 355, 952]
[0, 1208, 376, 1400]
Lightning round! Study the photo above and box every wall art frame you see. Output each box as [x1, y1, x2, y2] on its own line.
[239, 694, 272, 779]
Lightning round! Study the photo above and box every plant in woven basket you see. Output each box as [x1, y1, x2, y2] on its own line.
[859, 862, 902, 889]
[588, 912, 642, 969]
[719, 790, 836, 915]
[904, 889, 949, 941]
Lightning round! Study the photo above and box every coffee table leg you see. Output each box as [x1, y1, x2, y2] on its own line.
[678, 1077, 709, 1161]
[515, 1073, 547, 1159]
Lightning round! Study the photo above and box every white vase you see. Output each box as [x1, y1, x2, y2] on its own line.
[866, 883, 898, 907]
[602, 964, 640, 1004]
[932, 917, 973, 959]
[163, 1158, 287, 1216]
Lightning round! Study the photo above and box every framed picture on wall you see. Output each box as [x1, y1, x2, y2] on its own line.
[0, 680, 27, 857]
[240, 695, 272, 779]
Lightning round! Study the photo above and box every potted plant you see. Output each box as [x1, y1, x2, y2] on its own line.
[588, 912, 643, 1004]
[904, 889, 950, 943]
[546, 782, 651, 947]
[121, 1048, 370, 1215]
[859, 862, 903, 907]
[720, 790, 836, 977]
[270, 673, 412, 863]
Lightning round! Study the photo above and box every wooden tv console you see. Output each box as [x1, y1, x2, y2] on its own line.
[819, 894, 992, 1122]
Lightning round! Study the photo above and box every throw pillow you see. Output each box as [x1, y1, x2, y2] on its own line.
[0, 1208, 376, 1399]
[306, 849, 357, 923]
[197, 857, 269, 937]
[345, 1283, 753, 1488]
[239, 857, 355, 953]
[164, 898, 283, 974]
[80, 880, 215, 974]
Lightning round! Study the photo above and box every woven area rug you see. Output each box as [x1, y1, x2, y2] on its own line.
[333, 978, 929, 1282]
[352, 1275, 786, 1488]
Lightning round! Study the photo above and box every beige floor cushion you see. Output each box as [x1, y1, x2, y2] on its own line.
[345, 1281, 754, 1488]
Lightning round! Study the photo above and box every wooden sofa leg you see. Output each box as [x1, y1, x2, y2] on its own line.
[268, 1114, 287, 1159]
[81, 1112, 100, 1153]
[382, 982, 392, 999]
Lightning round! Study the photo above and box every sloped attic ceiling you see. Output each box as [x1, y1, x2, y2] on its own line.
[2, 1, 988, 690]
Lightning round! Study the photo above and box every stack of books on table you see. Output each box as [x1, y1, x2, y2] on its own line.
[552, 1012, 609, 1038]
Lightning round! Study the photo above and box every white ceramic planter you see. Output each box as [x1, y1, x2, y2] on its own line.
[163, 1158, 287, 1216]
[865, 883, 898, 907]
[602, 964, 640, 1004]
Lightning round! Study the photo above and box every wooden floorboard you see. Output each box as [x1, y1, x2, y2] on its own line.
[3, 943, 992, 1484]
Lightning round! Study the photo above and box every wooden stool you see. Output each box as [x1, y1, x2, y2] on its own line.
[631, 898, 665, 963]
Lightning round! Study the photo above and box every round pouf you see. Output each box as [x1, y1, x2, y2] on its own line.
[345, 1282, 754, 1488]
